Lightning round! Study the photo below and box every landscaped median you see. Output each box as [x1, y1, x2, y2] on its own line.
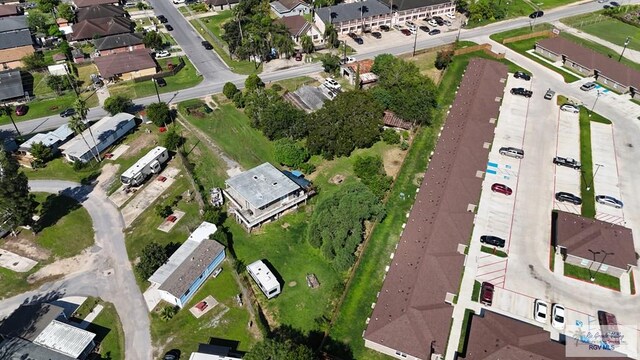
[564, 262, 621, 291]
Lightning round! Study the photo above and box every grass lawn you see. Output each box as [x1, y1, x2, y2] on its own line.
[108, 57, 203, 99]
[465, 1, 536, 29]
[480, 246, 508, 258]
[457, 309, 474, 354]
[631, 272, 636, 295]
[87, 301, 125, 360]
[561, 12, 640, 52]
[25, 157, 102, 183]
[190, 17, 261, 75]
[490, 23, 554, 43]
[578, 107, 596, 218]
[0, 266, 49, 299]
[560, 32, 640, 72]
[471, 281, 481, 302]
[151, 264, 258, 355]
[564, 263, 621, 291]
[178, 99, 275, 169]
[272, 76, 319, 92]
[33, 192, 94, 259]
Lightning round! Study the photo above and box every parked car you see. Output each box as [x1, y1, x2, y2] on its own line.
[429, 29, 441, 35]
[341, 56, 356, 64]
[560, 103, 580, 113]
[511, 87, 533, 97]
[555, 192, 582, 205]
[201, 41, 213, 50]
[598, 0, 608, 3]
[401, 28, 412, 36]
[59, 108, 76, 117]
[514, 71, 531, 80]
[165, 24, 173, 31]
[544, 88, 555, 100]
[157, 15, 168, 23]
[163, 352, 177, 360]
[529, 10, 544, 18]
[419, 25, 430, 32]
[499, 147, 524, 159]
[596, 195, 623, 209]
[155, 50, 170, 58]
[610, 1, 620, 6]
[294, 52, 303, 61]
[580, 81, 597, 91]
[393, 24, 402, 31]
[491, 183, 513, 196]
[354, 37, 364, 45]
[324, 78, 341, 91]
[405, 21, 417, 30]
[552, 304, 565, 330]
[598, 310, 621, 344]
[347, 32, 358, 39]
[155, 78, 167, 87]
[90, 73, 103, 87]
[435, 18, 445, 26]
[553, 156, 581, 169]
[428, 19, 438, 27]
[371, 31, 382, 39]
[15, 104, 27, 116]
[446, 12, 456, 19]
[480, 235, 506, 248]
[173, 0, 185, 3]
[480, 282, 494, 306]
[534, 299, 548, 323]
[443, 19, 452, 26]
[379, 25, 390, 31]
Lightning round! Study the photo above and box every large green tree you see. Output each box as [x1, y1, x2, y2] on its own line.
[26, 10, 50, 33]
[146, 102, 171, 127]
[36, 0, 60, 13]
[21, 52, 48, 71]
[143, 31, 164, 50]
[307, 91, 383, 159]
[30, 142, 53, 167]
[307, 182, 384, 271]
[353, 155, 392, 199]
[244, 89, 307, 140]
[46, 75, 72, 95]
[0, 151, 37, 230]
[244, 339, 316, 360]
[135, 242, 169, 279]
[274, 138, 309, 168]
[57, 3, 75, 22]
[103, 95, 133, 115]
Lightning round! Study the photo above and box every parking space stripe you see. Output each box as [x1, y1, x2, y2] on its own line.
[485, 274, 506, 284]
[477, 258, 508, 269]
[476, 267, 507, 278]
[609, 125, 625, 223]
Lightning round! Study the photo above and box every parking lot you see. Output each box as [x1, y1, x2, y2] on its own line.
[552, 110, 581, 215]
[591, 122, 626, 225]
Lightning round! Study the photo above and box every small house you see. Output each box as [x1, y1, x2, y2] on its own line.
[94, 48, 157, 81]
[270, 0, 311, 18]
[17, 123, 74, 167]
[275, 15, 321, 44]
[247, 260, 281, 299]
[0, 69, 25, 103]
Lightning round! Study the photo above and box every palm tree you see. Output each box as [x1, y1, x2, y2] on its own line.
[0, 105, 21, 137]
[301, 35, 314, 54]
[73, 98, 101, 162]
[323, 24, 338, 48]
[68, 114, 99, 163]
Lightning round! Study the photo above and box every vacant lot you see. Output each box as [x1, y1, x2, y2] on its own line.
[561, 12, 640, 52]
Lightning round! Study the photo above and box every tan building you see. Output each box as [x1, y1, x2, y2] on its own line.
[93, 33, 145, 56]
[94, 48, 156, 80]
[0, 45, 33, 69]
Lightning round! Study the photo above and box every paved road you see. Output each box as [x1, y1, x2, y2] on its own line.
[4, 0, 638, 136]
[0, 180, 152, 360]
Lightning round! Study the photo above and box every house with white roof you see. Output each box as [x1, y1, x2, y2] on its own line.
[17, 123, 74, 167]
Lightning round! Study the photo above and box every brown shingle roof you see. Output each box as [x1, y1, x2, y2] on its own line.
[275, 0, 305, 10]
[73, 0, 119, 8]
[275, 15, 310, 37]
[0, 45, 33, 63]
[537, 37, 640, 90]
[463, 310, 631, 360]
[553, 211, 635, 270]
[76, 4, 126, 22]
[94, 48, 156, 78]
[383, 110, 412, 130]
[347, 59, 373, 73]
[363, 58, 508, 358]
[205, 0, 240, 6]
[70, 16, 133, 41]
[0, 4, 18, 17]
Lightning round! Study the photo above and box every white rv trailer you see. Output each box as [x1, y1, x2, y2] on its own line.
[246, 260, 281, 299]
[120, 146, 169, 186]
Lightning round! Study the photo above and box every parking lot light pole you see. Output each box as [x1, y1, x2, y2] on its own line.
[618, 36, 631, 62]
[587, 249, 601, 282]
[589, 90, 602, 117]
[412, 28, 418, 56]
[592, 250, 615, 282]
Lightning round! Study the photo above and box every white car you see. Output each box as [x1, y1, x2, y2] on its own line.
[552, 304, 565, 330]
[560, 104, 580, 113]
[534, 299, 548, 324]
[595, 195, 623, 209]
[324, 78, 341, 91]
[173, 0, 185, 3]
[342, 56, 356, 64]
[155, 50, 171, 58]
[446, 12, 456, 19]
[405, 21, 417, 30]
[428, 19, 438, 27]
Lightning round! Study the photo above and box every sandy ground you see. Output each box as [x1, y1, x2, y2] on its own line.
[1, 236, 51, 261]
[27, 248, 97, 283]
[99, 163, 120, 193]
[121, 129, 157, 159]
[382, 147, 407, 179]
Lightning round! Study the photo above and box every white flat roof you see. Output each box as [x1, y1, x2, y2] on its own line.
[189, 353, 242, 360]
[20, 124, 73, 150]
[247, 260, 279, 290]
[61, 112, 135, 159]
[121, 146, 166, 179]
[33, 320, 95, 358]
[148, 221, 218, 286]
[225, 163, 301, 209]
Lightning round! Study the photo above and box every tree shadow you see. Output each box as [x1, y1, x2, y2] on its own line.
[35, 193, 82, 232]
[270, 325, 355, 360]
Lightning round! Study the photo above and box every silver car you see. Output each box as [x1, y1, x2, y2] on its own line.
[580, 82, 597, 91]
[595, 195, 623, 209]
[560, 104, 580, 113]
[499, 147, 524, 159]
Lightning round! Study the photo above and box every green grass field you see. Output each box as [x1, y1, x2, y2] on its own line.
[564, 263, 621, 290]
[178, 99, 276, 169]
[108, 57, 203, 99]
[25, 157, 102, 183]
[86, 301, 125, 360]
[561, 12, 640, 52]
[272, 76, 319, 92]
[578, 107, 596, 218]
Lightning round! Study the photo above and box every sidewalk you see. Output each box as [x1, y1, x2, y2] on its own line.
[553, 21, 640, 63]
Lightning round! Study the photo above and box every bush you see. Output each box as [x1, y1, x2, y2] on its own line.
[245, 74, 265, 92]
[232, 91, 245, 108]
[155, 204, 172, 218]
[298, 162, 316, 175]
[381, 128, 401, 144]
[73, 160, 88, 171]
[320, 53, 341, 74]
[435, 50, 454, 70]
[270, 83, 283, 92]
[146, 102, 171, 127]
[203, 206, 226, 225]
[223, 82, 239, 100]
[135, 242, 168, 279]
[103, 95, 133, 115]
[400, 141, 409, 150]
[163, 127, 184, 151]
[274, 138, 309, 168]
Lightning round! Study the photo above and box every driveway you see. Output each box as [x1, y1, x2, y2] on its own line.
[0, 180, 152, 360]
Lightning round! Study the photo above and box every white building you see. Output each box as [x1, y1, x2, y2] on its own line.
[189, 344, 243, 360]
[60, 112, 136, 163]
[270, 0, 311, 18]
[247, 260, 281, 299]
[148, 222, 226, 308]
[17, 123, 74, 167]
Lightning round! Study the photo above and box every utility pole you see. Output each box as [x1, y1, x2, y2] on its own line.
[618, 36, 631, 62]
[412, 28, 418, 56]
[589, 90, 602, 116]
[152, 78, 161, 103]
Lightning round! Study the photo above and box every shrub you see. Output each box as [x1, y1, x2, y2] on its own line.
[381, 128, 401, 144]
[155, 204, 172, 218]
[400, 141, 409, 150]
[298, 162, 316, 175]
[232, 91, 245, 108]
[274, 138, 309, 168]
[270, 83, 283, 92]
[435, 50, 454, 70]
[223, 82, 239, 100]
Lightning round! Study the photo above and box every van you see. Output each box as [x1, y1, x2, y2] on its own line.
[499, 147, 524, 159]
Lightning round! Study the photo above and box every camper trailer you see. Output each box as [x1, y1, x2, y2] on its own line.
[247, 260, 281, 299]
[120, 146, 169, 186]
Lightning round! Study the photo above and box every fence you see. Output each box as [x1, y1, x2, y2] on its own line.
[454, 43, 505, 59]
[501, 30, 557, 44]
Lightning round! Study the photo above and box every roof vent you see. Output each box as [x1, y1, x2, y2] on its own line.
[273, 182, 278, 186]
[253, 175, 258, 180]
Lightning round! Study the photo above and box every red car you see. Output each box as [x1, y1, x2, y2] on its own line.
[295, 52, 303, 61]
[491, 183, 512, 196]
[480, 282, 494, 306]
[400, 29, 412, 36]
[15, 104, 27, 116]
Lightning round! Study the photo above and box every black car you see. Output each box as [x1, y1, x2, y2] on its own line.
[347, 32, 358, 39]
[201, 41, 213, 50]
[371, 31, 382, 39]
[553, 156, 581, 169]
[155, 78, 167, 87]
[379, 25, 390, 31]
[514, 71, 531, 80]
[165, 24, 173, 31]
[529, 10, 544, 18]
[480, 235, 506, 248]
[435, 18, 445, 26]
[59, 108, 76, 117]
[419, 25, 430, 32]
[157, 15, 168, 23]
[555, 192, 582, 205]
[510, 87, 533, 97]
[354, 37, 364, 45]
[429, 29, 441, 35]
[432, 16, 443, 21]
[610, 1, 620, 6]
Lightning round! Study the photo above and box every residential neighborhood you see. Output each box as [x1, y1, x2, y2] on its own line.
[2, 0, 640, 359]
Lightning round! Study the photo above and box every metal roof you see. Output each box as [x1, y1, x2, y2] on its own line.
[317, 0, 390, 24]
[61, 112, 135, 160]
[20, 124, 73, 151]
[0, 29, 32, 50]
[121, 146, 167, 179]
[364, 58, 508, 358]
[225, 163, 301, 209]
[188, 344, 242, 360]
[285, 85, 330, 111]
[0, 15, 27, 32]
[0, 69, 24, 102]
[247, 260, 279, 291]
[33, 320, 95, 359]
[0, 337, 76, 360]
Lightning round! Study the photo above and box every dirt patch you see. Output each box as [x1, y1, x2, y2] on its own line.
[27, 249, 96, 283]
[153, 335, 176, 359]
[120, 129, 157, 159]
[413, 173, 425, 187]
[281, 223, 290, 229]
[329, 174, 345, 184]
[288, 281, 297, 287]
[1, 236, 51, 261]
[382, 147, 407, 179]
[98, 163, 120, 193]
